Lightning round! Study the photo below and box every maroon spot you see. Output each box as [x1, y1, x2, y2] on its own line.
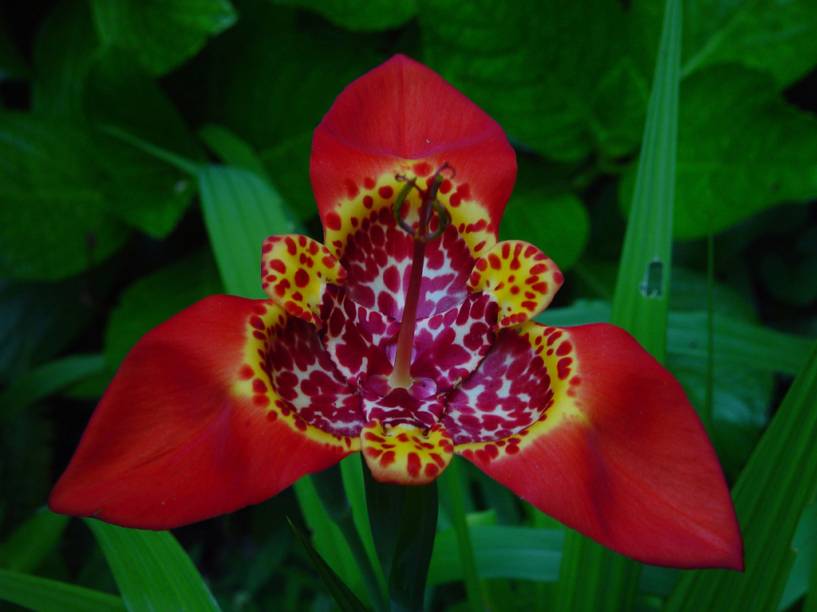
[269, 259, 286, 274]
[294, 268, 310, 288]
[252, 379, 267, 393]
[407, 452, 421, 477]
[556, 341, 572, 356]
[424, 463, 439, 478]
[380, 450, 396, 467]
[378, 185, 394, 199]
[364, 177, 376, 189]
[413, 162, 432, 176]
[253, 395, 269, 407]
[440, 179, 452, 194]
[325, 211, 342, 230]
[344, 178, 359, 198]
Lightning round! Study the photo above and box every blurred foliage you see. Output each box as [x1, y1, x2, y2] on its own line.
[1, 0, 816, 610]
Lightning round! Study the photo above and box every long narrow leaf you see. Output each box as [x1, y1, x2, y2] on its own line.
[665, 342, 817, 611]
[0, 354, 104, 421]
[87, 520, 220, 612]
[558, 1, 682, 610]
[0, 569, 125, 612]
[0, 509, 68, 573]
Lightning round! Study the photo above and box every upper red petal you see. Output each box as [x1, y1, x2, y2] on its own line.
[311, 54, 516, 235]
[49, 295, 350, 529]
[457, 322, 743, 569]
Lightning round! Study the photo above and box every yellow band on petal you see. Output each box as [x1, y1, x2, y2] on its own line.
[467, 240, 564, 328]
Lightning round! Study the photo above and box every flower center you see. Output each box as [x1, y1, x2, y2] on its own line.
[389, 165, 453, 389]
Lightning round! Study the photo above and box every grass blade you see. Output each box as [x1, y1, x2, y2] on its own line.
[558, 0, 682, 609]
[0, 353, 105, 421]
[87, 520, 220, 611]
[288, 518, 367, 612]
[665, 342, 817, 611]
[0, 509, 68, 573]
[0, 569, 124, 612]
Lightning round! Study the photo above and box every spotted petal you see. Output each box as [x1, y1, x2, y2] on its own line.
[311, 54, 516, 290]
[451, 322, 743, 569]
[49, 296, 354, 529]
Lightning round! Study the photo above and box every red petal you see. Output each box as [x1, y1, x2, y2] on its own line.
[49, 296, 352, 529]
[311, 54, 516, 237]
[456, 323, 743, 569]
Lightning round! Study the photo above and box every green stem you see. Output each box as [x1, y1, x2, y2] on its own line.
[441, 458, 487, 611]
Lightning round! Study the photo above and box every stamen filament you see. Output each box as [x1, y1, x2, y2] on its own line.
[390, 169, 449, 388]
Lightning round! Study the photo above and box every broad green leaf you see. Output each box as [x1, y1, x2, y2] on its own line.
[32, 0, 99, 116]
[273, 0, 416, 31]
[205, 3, 387, 150]
[429, 525, 563, 585]
[0, 569, 124, 612]
[418, 0, 645, 161]
[666, 342, 817, 611]
[0, 354, 105, 422]
[559, 1, 681, 610]
[32, 1, 201, 238]
[622, 66, 817, 239]
[0, 113, 128, 280]
[499, 159, 589, 270]
[104, 251, 222, 369]
[87, 520, 220, 612]
[90, 0, 236, 75]
[631, 0, 817, 89]
[0, 509, 68, 573]
[0, 279, 95, 384]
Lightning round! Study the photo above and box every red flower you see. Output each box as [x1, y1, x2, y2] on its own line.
[50, 55, 742, 569]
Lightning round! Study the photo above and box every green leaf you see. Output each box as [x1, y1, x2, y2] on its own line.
[666, 342, 817, 611]
[288, 518, 368, 612]
[429, 525, 563, 585]
[0, 279, 95, 384]
[104, 251, 222, 369]
[0, 354, 105, 422]
[90, 0, 237, 75]
[205, 3, 386, 150]
[199, 124, 270, 178]
[261, 132, 317, 222]
[0, 569, 125, 612]
[198, 165, 296, 298]
[499, 159, 589, 270]
[87, 520, 220, 612]
[622, 66, 817, 240]
[32, 1, 201, 238]
[780, 501, 817, 610]
[559, 1, 681, 609]
[0, 509, 69, 573]
[631, 0, 817, 89]
[418, 0, 645, 161]
[0, 112, 129, 280]
[273, 0, 416, 31]
[364, 468, 437, 610]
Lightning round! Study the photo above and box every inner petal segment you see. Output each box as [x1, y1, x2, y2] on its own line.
[323, 168, 495, 320]
[361, 420, 454, 485]
[467, 240, 563, 328]
[235, 302, 365, 445]
[261, 234, 346, 325]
